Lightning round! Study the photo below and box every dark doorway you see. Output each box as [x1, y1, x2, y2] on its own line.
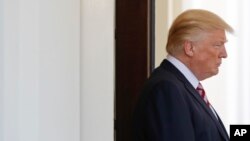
[115, 0, 155, 141]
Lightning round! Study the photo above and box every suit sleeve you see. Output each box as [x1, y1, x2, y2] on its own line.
[134, 81, 196, 141]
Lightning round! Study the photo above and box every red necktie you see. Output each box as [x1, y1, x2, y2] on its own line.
[196, 83, 210, 106]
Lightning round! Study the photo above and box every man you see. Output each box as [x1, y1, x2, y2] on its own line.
[133, 9, 234, 141]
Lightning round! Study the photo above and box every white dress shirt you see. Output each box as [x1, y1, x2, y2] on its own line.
[166, 55, 199, 89]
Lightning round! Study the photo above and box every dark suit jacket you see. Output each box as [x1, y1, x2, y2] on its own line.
[133, 60, 229, 141]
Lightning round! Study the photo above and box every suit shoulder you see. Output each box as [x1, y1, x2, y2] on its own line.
[140, 68, 182, 96]
[148, 66, 180, 85]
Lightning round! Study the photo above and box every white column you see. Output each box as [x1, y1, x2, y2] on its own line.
[0, 0, 80, 141]
[38, 0, 80, 140]
[18, 0, 40, 140]
[2, 0, 21, 140]
[1, 0, 115, 140]
[0, 0, 3, 139]
[81, 0, 115, 141]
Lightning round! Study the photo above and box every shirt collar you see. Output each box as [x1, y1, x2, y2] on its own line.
[166, 55, 199, 89]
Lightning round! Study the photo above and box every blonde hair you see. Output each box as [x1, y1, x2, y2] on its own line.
[166, 9, 234, 55]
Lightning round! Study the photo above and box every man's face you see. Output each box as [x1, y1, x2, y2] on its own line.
[191, 29, 228, 80]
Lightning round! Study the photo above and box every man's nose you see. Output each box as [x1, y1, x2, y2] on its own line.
[220, 46, 228, 58]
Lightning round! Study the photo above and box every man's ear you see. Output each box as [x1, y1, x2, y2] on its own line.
[183, 41, 194, 57]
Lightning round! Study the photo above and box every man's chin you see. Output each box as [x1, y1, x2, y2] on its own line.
[211, 69, 219, 76]
[207, 70, 219, 79]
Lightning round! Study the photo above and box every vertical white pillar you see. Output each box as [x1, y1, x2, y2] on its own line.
[81, 0, 114, 141]
[0, 0, 80, 141]
[0, 0, 4, 140]
[1, 0, 115, 140]
[2, 0, 20, 140]
[18, 0, 39, 140]
[38, 0, 80, 140]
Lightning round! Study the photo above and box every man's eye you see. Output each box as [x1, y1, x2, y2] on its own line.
[214, 44, 224, 48]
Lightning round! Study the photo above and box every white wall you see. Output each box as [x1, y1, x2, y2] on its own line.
[0, 0, 114, 141]
[155, 0, 182, 67]
[155, 0, 168, 67]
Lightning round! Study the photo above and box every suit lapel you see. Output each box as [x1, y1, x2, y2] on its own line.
[185, 85, 229, 141]
[160, 60, 229, 141]
[213, 107, 230, 141]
